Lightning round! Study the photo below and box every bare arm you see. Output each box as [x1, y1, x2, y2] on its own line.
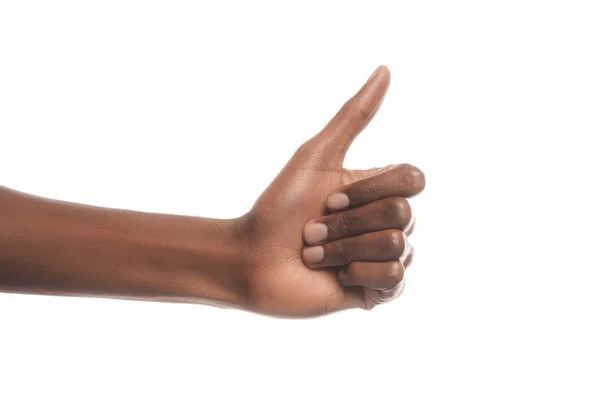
[0, 185, 249, 308]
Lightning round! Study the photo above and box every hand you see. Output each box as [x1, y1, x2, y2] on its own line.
[0, 65, 423, 316]
[237, 66, 425, 317]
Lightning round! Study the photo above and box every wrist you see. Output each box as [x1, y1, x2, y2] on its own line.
[106, 211, 251, 309]
[164, 216, 250, 309]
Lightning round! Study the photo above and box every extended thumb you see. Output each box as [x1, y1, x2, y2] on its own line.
[296, 65, 391, 170]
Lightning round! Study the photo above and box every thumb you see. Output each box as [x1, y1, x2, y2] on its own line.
[296, 65, 391, 170]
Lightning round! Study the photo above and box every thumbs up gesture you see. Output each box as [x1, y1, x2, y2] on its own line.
[239, 66, 426, 317]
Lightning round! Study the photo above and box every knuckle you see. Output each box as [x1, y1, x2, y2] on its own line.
[333, 212, 353, 234]
[384, 262, 404, 287]
[381, 229, 405, 258]
[294, 138, 314, 157]
[396, 164, 426, 193]
[343, 98, 368, 122]
[383, 197, 411, 225]
[360, 183, 377, 196]
[338, 99, 358, 123]
[359, 183, 377, 197]
[333, 239, 350, 264]
[357, 104, 370, 121]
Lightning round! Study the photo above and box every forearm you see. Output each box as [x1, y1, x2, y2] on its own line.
[0, 186, 248, 308]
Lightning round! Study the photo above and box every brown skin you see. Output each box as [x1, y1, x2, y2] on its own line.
[0, 66, 425, 318]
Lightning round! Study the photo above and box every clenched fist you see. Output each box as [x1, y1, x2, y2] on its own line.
[237, 66, 425, 317]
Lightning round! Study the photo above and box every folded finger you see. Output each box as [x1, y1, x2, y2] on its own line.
[302, 229, 407, 269]
[327, 164, 425, 212]
[303, 197, 413, 245]
[338, 260, 405, 291]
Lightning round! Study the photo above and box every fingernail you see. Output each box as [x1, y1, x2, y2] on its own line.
[302, 246, 324, 264]
[304, 223, 328, 245]
[367, 66, 382, 83]
[327, 193, 350, 211]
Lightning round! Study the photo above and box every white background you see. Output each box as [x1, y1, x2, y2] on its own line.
[1, 1, 599, 399]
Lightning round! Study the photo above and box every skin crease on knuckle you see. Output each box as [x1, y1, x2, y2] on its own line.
[345, 94, 372, 124]
[332, 212, 355, 236]
[359, 182, 379, 199]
